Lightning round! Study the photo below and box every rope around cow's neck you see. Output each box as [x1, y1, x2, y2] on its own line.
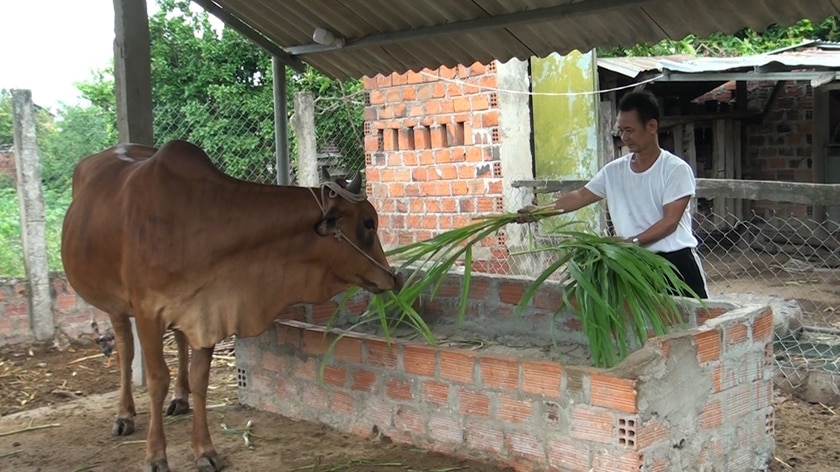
[307, 182, 395, 278]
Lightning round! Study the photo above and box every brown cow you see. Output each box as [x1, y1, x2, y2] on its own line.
[61, 140, 400, 472]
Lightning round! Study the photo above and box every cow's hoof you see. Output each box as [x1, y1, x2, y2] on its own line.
[112, 417, 135, 436]
[196, 452, 223, 472]
[143, 459, 170, 472]
[166, 398, 190, 416]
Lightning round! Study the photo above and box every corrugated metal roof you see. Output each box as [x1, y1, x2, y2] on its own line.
[597, 55, 695, 78]
[660, 50, 840, 73]
[597, 41, 840, 78]
[202, 0, 839, 80]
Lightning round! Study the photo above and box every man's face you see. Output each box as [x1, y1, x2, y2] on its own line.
[616, 109, 657, 153]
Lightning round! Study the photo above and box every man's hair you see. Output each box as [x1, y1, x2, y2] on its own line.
[618, 91, 660, 125]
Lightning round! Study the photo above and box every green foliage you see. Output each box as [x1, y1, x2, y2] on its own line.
[41, 97, 118, 191]
[0, 90, 12, 146]
[599, 17, 840, 57]
[147, 0, 363, 182]
[332, 209, 698, 368]
[0, 188, 69, 277]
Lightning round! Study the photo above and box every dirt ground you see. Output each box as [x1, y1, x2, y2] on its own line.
[0, 342, 838, 472]
[0, 342, 503, 472]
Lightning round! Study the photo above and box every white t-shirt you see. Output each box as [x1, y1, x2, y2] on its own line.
[585, 150, 698, 253]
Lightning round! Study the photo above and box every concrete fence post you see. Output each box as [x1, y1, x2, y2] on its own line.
[292, 92, 318, 186]
[11, 89, 54, 341]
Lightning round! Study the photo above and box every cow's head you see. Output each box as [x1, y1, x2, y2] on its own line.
[314, 171, 402, 294]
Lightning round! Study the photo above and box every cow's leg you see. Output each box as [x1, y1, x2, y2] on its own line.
[190, 345, 222, 472]
[136, 318, 171, 472]
[166, 330, 191, 416]
[111, 314, 136, 436]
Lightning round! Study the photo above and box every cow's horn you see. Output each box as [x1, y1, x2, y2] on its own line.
[347, 173, 362, 194]
[320, 166, 331, 182]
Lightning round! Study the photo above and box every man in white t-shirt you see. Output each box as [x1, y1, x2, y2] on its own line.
[517, 91, 708, 299]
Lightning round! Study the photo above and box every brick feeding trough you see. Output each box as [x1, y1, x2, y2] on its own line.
[235, 272, 775, 471]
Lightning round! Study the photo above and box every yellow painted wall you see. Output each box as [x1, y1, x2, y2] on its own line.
[530, 50, 601, 233]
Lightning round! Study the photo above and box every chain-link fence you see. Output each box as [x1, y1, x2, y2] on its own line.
[153, 88, 366, 186]
[505, 183, 840, 397]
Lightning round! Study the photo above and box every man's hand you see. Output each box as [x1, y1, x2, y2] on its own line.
[515, 205, 540, 224]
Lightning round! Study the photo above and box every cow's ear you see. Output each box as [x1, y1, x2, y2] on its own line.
[315, 207, 340, 236]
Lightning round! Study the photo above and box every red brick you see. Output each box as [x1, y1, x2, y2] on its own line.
[394, 405, 425, 437]
[498, 281, 525, 305]
[722, 384, 754, 419]
[695, 328, 722, 363]
[480, 357, 519, 391]
[383, 128, 398, 151]
[481, 110, 499, 128]
[392, 73, 407, 86]
[310, 301, 338, 324]
[351, 369, 377, 391]
[570, 406, 613, 444]
[548, 439, 591, 472]
[593, 450, 642, 471]
[423, 380, 449, 406]
[453, 97, 471, 112]
[331, 390, 355, 413]
[414, 126, 431, 149]
[752, 308, 774, 341]
[439, 350, 476, 384]
[637, 418, 670, 449]
[323, 366, 347, 387]
[55, 293, 77, 311]
[430, 126, 446, 148]
[5, 302, 29, 317]
[387, 379, 414, 401]
[465, 420, 505, 452]
[471, 95, 490, 111]
[699, 399, 723, 429]
[725, 323, 749, 346]
[590, 373, 637, 414]
[402, 344, 436, 376]
[507, 430, 545, 461]
[406, 70, 423, 84]
[369, 89, 385, 104]
[498, 395, 532, 423]
[262, 351, 287, 373]
[521, 360, 561, 397]
[458, 388, 491, 417]
[301, 383, 330, 410]
[695, 307, 728, 325]
[427, 414, 464, 445]
[385, 88, 401, 103]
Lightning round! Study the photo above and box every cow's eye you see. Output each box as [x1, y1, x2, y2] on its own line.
[364, 219, 375, 230]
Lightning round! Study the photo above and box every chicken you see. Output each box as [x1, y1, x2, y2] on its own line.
[91, 320, 116, 366]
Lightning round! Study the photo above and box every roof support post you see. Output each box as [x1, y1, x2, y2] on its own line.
[113, 0, 153, 387]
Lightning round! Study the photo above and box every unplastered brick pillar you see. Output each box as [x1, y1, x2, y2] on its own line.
[363, 62, 509, 273]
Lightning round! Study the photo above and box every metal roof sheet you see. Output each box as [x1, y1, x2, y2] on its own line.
[659, 50, 840, 73]
[203, 0, 840, 80]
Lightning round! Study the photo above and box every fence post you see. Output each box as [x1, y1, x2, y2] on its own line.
[11, 89, 54, 342]
[292, 92, 318, 186]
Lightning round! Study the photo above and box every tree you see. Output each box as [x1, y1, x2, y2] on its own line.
[599, 17, 840, 57]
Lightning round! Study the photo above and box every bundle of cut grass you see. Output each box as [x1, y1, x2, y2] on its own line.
[331, 206, 703, 368]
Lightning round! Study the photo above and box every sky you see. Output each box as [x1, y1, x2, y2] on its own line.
[1, 0, 117, 111]
[0, 0, 221, 113]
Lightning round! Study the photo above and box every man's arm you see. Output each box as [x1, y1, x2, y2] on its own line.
[516, 187, 602, 222]
[627, 195, 690, 246]
[552, 187, 602, 213]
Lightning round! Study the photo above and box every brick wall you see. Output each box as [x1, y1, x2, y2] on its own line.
[745, 81, 814, 217]
[0, 152, 15, 185]
[0, 274, 110, 346]
[363, 62, 508, 273]
[236, 275, 775, 471]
